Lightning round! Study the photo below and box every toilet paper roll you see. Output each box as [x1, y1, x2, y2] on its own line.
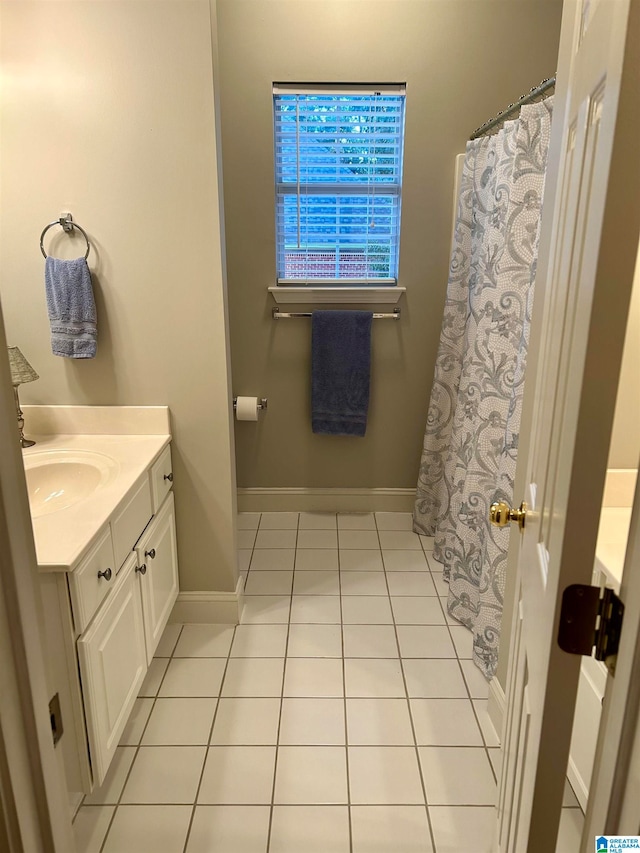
[235, 396, 260, 421]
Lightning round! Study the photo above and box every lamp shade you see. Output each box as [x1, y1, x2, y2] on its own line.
[7, 346, 39, 386]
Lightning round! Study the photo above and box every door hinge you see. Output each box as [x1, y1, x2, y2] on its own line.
[49, 693, 63, 746]
[558, 584, 624, 676]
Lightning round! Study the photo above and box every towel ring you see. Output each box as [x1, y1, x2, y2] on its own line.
[40, 215, 91, 260]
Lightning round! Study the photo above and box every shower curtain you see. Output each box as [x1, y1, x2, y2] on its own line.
[414, 97, 554, 679]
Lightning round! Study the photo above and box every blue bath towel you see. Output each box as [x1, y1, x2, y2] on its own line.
[311, 310, 373, 436]
[45, 257, 97, 358]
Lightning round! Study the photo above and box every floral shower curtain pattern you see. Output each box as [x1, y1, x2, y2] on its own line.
[414, 98, 554, 678]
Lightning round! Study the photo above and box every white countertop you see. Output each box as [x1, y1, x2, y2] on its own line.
[24, 432, 170, 571]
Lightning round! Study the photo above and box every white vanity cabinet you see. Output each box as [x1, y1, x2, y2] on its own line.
[38, 441, 179, 795]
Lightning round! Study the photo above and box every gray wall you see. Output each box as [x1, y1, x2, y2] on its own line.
[0, 1, 237, 593]
[218, 0, 564, 492]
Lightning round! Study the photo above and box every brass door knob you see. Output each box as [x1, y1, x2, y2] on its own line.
[489, 500, 527, 531]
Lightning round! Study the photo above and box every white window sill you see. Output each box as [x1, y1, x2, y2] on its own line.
[268, 286, 406, 305]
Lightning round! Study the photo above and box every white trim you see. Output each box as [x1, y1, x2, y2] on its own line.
[268, 286, 406, 304]
[488, 675, 506, 743]
[237, 487, 416, 513]
[169, 577, 244, 625]
[273, 83, 406, 96]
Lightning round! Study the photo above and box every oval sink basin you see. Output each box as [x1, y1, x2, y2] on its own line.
[24, 450, 119, 518]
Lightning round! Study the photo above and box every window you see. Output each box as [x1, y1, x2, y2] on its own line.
[273, 84, 406, 286]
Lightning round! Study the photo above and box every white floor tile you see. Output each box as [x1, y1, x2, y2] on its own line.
[351, 805, 434, 852]
[337, 512, 376, 530]
[237, 512, 261, 530]
[556, 807, 584, 852]
[173, 624, 235, 658]
[375, 512, 415, 531]
[274, 746, 348, 804]
[382, 550, 429, 572]
[198, 746, 276, 804]
[231, 624, 288, 657]
[155, 623, 183, 657]
[349, 747, 424, 804]
[295, 549, 339, 571]
[563, 778, 580, 808]
[344, 658, 407, 698]
[159, 658, 227, 697]
[210, 698, 281, 745]
[186, 805, 270, 853]
[287, 624, 343, 657]
[259, 512, 299, 530]
[84, 747, 136, 805]
[102, 806, 192, 853]
[488, 748, 501, 782]
[270, 805, 350, 853]
[410, 699, 483, 746]
[221, 658, 284, 697]
[241, 595, 291, 624]
[279, 698, 346, 745]
[293, 570, 340, 596]
[255, 529, 297, 549]
[244, 571, 293, 596]
[141, 698, 217, 746]
[460, 659, 490, 699]
[449, 625, 474, 659]
[341, 595, 393, 624]
[346, 698, 414, 745]
[120, 698, 154, 745]
[430, 572, 450, 597]
[472, 700, 501, 747]
[299, 512, 337, 529]
[290, 595, 341, 624]
[425, 553, 443, 571]
[391, 597, 445, 625]
[338, 530, 380, 549]
[429, 806, 497, 852]
[297, 529, 338, 549]
[121, 746, 206, 804]
[402, 659, 467, 699]
[249, 549, 295, 572]
[340, 571, 388, 595]
[378, 531, 422, 550]
[418, 747, 496, 805]
[238, 529, 257, 549]
[386, 572, 437, 597]
[420, 535, 435, 551]
[73, 806, 115, 853]
[284, 658, 344, 697]
[396, 626, 456, 658]
[138, 658, 169, 697]
[338, 549, 384, 571]
[343, 625, 399, 658]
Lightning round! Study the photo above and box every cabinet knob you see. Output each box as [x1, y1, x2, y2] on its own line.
[97, 567, 112, 581]
[144, 548, 156, 560]
[136, 563, 147, 575]
[163, 472, 173, 483]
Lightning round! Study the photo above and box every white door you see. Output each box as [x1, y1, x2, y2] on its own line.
[498, 0, 640, 849]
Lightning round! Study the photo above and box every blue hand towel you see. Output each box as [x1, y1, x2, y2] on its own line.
[45, 257, 97, 358]
[311, 310, 373, 437]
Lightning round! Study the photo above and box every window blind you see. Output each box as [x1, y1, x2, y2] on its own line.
[273, 84, 406, 285]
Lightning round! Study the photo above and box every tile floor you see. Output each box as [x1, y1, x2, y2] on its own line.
[73, 511, 583, 853]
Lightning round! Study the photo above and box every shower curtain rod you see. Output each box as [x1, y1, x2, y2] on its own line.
[469, 76, 556, 140]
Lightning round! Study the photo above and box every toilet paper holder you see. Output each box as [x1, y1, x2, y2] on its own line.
[233, 397, 268, 412]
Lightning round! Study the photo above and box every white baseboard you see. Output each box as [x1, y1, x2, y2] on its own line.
[488, 676, 506, 742]
[237, 487, 416, 513]
[169, 577, 244, 624]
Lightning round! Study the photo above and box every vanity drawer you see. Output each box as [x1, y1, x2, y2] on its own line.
[68, 528, 116, 634]
[150, 445, 173, 512]
[111, 477, 153, 570]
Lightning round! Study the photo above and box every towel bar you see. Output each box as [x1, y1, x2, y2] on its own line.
[272, 308, 400, 320]
[40, 214, 91, 260]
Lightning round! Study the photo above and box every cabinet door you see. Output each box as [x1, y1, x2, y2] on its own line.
[136, 491, 178, 664]
[77, 554, 146, 788]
